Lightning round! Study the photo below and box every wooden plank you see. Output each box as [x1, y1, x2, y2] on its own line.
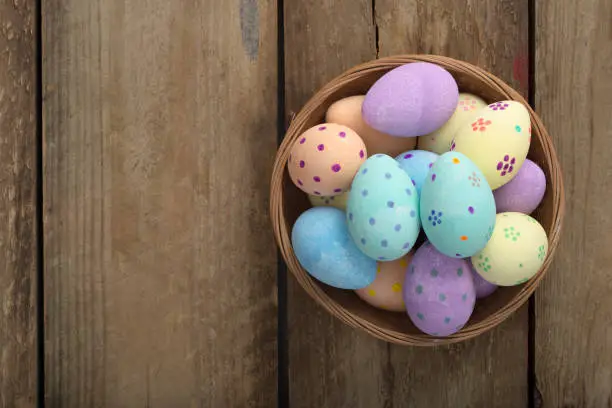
[43, 1, 278, 406]
[535, 0, 612, 406]
[0, 0, 38, 406]
[284, 1, 530, 406]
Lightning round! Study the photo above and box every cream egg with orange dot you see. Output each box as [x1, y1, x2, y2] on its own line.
[288, 123, 367, 196]
[418, 93, 487, 154]
[355, 252, 414, 312]
[326, 95, 417, 157]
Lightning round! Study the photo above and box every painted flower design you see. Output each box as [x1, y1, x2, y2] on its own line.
[489, 102, 510, 111]
[428, 210, 443, 227]
[459, 99, 479, 112]
[538, 244, 546, 261]
[472, 118, 492, 132]
[468, 171, 481, 187]
[496, 154, 516, 177]
[477, 254, 492, 273]
[504, 226, 521, 241]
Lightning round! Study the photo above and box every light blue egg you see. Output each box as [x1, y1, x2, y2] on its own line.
[347, 154, 421, 261]
[420, 152, 496, 258]
[291, 206, 377, 289]
[395, 150, 440, 195]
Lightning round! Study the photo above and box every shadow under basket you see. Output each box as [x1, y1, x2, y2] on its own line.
[270, 55, 565, 346]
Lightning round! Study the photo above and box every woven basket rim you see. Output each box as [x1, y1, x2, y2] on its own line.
[270, 54, 565, 346]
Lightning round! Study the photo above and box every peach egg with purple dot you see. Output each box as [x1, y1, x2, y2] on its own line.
[355, 251, 414, 312]
[288, 123, 367, 196]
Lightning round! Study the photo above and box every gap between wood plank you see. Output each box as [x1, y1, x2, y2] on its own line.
[277, 0, 290, 407]
[35, 0, 45, 405]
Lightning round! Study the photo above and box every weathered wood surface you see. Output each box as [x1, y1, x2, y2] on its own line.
[284, 0, 530, 406]
[0, 0, 37, 407]
[535, 0, 612, 406]
[43, 0, 278, 406]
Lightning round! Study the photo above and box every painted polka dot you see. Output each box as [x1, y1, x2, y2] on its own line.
[392, 283, 402, 292]
[348, 213, 353, 221]
[299, 137, 306, 144]
[394, 224, 401, 231]
[399, 259, 408, 268]
[369, 217, 376, 225]
[361, 189, 368, 197]
[452, 157, 460, 164]
[402, 242, 410, 249]
[387, 201, 394, 208]
[368, 289, 376, 296]
[410, 210, 416, 218]
[432, 173, 437, 181]
[404, 153, 413, 159]
[313, 191, 320, 195]
[297, 179, 303, 186]
[515, 125, 521, 132]
[385, 173, 392, 179]
[460, 235, 468, 241]
[359, 150, 365, 158]
[313, 176, 321, 182]
[317, 144, 325, 151]
[361, 238, 366, 245]
[378, 256, 386, 260]
[428, 162, 433, 168]
[444, 317, 451, 324]
[361, 168, 368, 175]
[468, 206, 474, 214]
[439, 293, 446, 301]
[381, 240, 388, 247]
[457, 268, 463, 277]
[462, 293, 468, 301]
[416, 285, 423, 294]
[331, 163, 341, 172]
[417, 313, 425, 320]
[299, 160, 305, 168]
[430, 269, 439, 277]
[318, 126, 326, 131]
[333, 188, 342, 193]
[411, 179, 416, 186]
[339, 131, 346, 137]
[405, 188, 412, 196]
[456, 253, 462, 257]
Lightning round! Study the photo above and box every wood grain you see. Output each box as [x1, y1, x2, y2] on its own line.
[535, 0, 612, 406]
[43, 1, 278, 406]
[284, 0, 530, 406]
[0, 0, 37, 406]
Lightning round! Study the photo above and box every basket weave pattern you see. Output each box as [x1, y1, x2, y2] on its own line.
[270, 55, 564, 346]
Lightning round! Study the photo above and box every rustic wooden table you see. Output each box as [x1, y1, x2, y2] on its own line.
[1, 0, 611, 407]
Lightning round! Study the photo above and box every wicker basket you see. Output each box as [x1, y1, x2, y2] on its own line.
[270, 55, 564, 346]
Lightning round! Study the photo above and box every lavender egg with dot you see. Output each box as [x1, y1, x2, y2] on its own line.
[403, 242, 476, 336]
[493, 159, 546, 214]
[347, 154, 420, 261]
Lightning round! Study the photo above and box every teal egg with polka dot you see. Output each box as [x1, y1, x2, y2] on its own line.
[420, 151, 496, 258]
[347, 154, 420, 261]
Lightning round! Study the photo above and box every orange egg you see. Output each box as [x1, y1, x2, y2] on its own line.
[326, 95, 417, 157]
[355, 252, 414, 312]
[288, 123, 366, 196]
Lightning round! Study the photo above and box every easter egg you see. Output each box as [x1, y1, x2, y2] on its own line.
[395, 150, 440, 195]
[420, 151, 496, 258]
[347, 154, 420, 261]
[418, 93, 487, 154]
[292, 207, 377, 289]
[471, 212, 548, 286]
[403, 242, 476, 336]
[493, 159, 546, 214]
[288, 123, 367, 196]
[325, 95, 417, 157]
[451, 100, 531, 190]
[468, 260, 497, 299]
[362, 62, 459, 137]
[308, 189, 350, 211]
[355, 252, 413, 312]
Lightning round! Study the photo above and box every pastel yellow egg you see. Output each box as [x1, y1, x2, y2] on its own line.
[470, 212, 548, 286]
[326, 95, 417, 157]
[355, 252, 413, 312]
[451, 100, 531, 190]
[418, 93, 487, 154]
[308, 189, 350, 211]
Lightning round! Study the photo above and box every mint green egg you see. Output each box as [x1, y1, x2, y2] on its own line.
[347, 154, 420, 261]
[420, 152, 496, 258]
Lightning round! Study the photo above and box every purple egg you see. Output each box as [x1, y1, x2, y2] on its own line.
[493, 159, 546, 214]
[362, 62, 459, 138]
[468, 260, 497, 299]
[403, 241, 476, 336]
